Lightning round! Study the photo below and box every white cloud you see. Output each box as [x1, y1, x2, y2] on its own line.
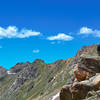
[33, 49, 40, 53]
[47, 33, 73, 41]
[79, 27, 93, 34]
[0, 26, 40, 39]
[79, 27, 100, 37]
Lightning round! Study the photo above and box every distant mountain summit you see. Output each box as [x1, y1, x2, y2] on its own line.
[0, 44, 100, 100]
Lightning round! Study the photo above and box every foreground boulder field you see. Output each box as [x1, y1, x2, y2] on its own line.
[0, 44, 100, 100]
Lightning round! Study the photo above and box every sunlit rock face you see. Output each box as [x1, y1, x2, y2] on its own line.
[60, 44, 100, 100]
[74, 55, 100, 81]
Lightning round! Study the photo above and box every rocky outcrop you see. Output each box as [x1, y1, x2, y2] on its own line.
[74, 55, 100, 81]
[76, 45, 98, 57]
[60, 45, 100, 100]
[9, 61, 31, 73]
[9, 62, 40, 93]
[70, 73, 100, 100]
[33, 59, 45, 64]
[0, 66, 7, 80]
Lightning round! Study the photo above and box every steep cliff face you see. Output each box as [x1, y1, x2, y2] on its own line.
[0, 44, 100, 100]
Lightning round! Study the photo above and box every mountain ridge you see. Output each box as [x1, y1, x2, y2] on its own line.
[0, 44, 100, 100]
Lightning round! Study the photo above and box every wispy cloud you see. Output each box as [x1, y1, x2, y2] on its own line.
[33, 49, 40, 53]
[47, 33, 73, 41]
[0, 26, 40, 39]
[78, 27, 100, 37]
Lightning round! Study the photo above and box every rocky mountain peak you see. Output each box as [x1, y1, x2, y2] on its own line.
[33, 59, 45, 64]
[9, 61, 31, 73]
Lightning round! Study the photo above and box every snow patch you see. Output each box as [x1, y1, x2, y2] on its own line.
[7, 71, 16, 75]
[52, 92, 59, 100]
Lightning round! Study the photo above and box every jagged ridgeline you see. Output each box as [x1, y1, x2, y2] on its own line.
[0, 44, 100, 100]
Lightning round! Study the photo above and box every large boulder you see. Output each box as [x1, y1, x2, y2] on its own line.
[70, 82, 91, 100]
[80, 73, 100, 89]
[60, 85, 72, 100]
[70, 74, 100, 100]
[74, 55, 100, 81]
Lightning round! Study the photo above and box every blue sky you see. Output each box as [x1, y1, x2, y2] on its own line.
[0, 0, 100, 69]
